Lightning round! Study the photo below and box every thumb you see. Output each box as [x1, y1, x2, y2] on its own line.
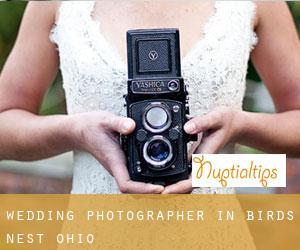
[102, 114, 135, 134]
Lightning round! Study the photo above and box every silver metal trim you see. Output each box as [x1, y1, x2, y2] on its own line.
[167, 80, 179, 91]
[142, 102, 172, 133]
[143, 135, 173, 168]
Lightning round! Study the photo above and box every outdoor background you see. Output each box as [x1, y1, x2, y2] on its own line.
[0, 1, 299, 193]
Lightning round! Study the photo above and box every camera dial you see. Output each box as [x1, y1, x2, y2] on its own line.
[143, 135, 173, 169]
[167, 80, 179, 91]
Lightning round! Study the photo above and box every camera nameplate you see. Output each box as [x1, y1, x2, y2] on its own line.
[131, 79, 180, 94]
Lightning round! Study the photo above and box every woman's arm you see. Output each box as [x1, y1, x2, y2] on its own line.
[0, 2, 65, 160]
[239, 2, 300, 156]
[163, 2, 300, 193]
[0, 2, 163, 194]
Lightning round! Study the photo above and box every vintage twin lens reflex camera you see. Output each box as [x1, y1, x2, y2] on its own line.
[122, 28, 197, 185]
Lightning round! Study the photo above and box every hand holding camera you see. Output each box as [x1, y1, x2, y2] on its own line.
[163, 106, 241, 194]
[67, 111, 164, 194]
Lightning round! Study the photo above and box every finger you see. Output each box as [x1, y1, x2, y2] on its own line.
[195, 131, 224, 154]
[112, 159, 164, 194]
[96, 135, 164, 194]
[162, 179, 192, 194]
[109, 149, 164, 194]
[91, 133, 125, 176]
[184, 110, 223, 134]
[94, 138, 163, 193]
[119, 180, 164, 194]
[101, 113, 136, 134]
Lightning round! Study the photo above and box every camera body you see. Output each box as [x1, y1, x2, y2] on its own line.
[122, 29, 196, 185]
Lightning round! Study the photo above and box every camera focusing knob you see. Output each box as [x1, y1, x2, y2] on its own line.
[172, 105, 180, 113]
[136, 129, 148, 142]
[169, 127, 181, 140]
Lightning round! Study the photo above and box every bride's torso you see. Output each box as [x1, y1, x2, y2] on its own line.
[50, 0, 257, 194]
[92, 0, 215, 64]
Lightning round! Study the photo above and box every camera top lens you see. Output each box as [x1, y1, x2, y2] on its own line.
[146, 107, 168, 128]
[143, 103, 171, 133]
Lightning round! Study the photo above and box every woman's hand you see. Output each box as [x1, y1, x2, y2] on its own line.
[184, 106, 240, 154]
[162, 106, 241, 194]
[67, 111, 164, 194]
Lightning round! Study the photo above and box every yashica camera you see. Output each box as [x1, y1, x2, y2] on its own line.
[122, 28, 196, 185]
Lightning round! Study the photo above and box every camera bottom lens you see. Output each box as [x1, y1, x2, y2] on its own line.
[147, 140, 170, 162]
[143, 136, 173, 169]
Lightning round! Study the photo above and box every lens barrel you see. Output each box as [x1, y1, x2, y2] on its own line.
[143, 102, 171, 133]
[143, 136, 173, 168]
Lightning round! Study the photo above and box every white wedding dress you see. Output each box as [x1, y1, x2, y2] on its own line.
[50, 1, 257, 194]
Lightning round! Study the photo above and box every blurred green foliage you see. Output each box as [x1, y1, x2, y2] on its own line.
[0, 2, 26, 68]
[247, 2, 300, 82]
[0, 2, 66, 115]
[289, 1, 300, 35]
[0, 2, 300, 115]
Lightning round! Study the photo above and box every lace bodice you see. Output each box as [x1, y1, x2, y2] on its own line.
[50, 1, 257, 194]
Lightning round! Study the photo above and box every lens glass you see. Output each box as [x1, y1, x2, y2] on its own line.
[146, 106, 168, 129]
[147, 140, 170, 162]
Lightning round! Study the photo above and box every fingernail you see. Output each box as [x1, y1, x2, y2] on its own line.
[184, 122, 196, 133]
[122, 121, 132, 133]
[154, 186, 164, 194]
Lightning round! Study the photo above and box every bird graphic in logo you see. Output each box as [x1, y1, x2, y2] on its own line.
[148, 50, 159, 61]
